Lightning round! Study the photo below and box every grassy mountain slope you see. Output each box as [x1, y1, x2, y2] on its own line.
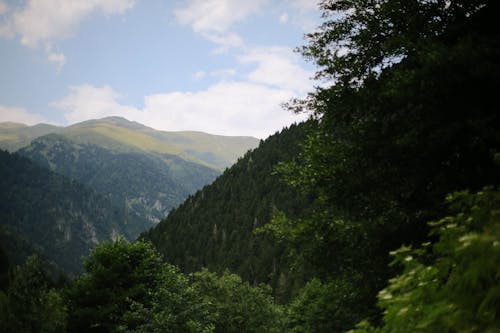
[142, 122, 314, 300]
[0, 122, 62, 152]
[65, 117, 259, 169]
[0, 150, 127, 272]
[0, 117, 259, 170]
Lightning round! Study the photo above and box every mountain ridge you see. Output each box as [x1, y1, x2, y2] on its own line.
[0, 117, 259, 170]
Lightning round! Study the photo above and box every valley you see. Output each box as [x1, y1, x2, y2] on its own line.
[0, 117, 258, 271]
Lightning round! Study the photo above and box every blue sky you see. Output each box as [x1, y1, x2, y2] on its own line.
[0, 0, 321, 138]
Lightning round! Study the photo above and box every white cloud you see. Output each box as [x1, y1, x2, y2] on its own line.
[5, 0, 134, 48]
[52, 85, 137, 124]
[0, 105, 47, 125]
[202, 31, 244, 51]
[175, 0, 267, 33]
[47, 51, 67, 72]
[279, 12, 289, 24]
[175, 0, 268, 49]
[53, 83, 307, 139]
[239, 46, 313, 93]
[277, 0, 320, 32]
[141, 81, 303, 138]
[0, 0, 134, 70]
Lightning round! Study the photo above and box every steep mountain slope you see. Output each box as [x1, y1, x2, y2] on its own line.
[19, 134, 220, 237]
[8, 117, 258, 238]
[0, 150, 127, 272]
[142, 122, 314, 300]
[0, 225, 42, 269]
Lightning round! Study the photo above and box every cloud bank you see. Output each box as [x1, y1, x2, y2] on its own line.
[49, 45, 312, 138]
[0, 105, 47, 125]
[52, 81, 307, 139]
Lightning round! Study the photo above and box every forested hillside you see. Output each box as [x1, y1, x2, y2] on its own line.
[0, 150, 126, 272]
[1, 1, 499, 332]
[20, 134, 219, 237]
[143, 122, 315, 299]
[3, 117, 257, 238]
[145, 0, 500, 331]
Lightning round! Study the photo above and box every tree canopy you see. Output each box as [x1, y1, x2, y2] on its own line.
[266, 0, 500, 330]
[66, 239, 212, 333]
[351, 186, 500, 332]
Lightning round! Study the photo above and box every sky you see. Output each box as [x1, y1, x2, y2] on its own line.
[0, 0, 321, 138]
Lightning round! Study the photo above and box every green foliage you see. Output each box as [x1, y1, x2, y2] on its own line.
[287, 277, 371, 333]
[300, 0, 489, 87]
[66, 239, 211, 333]
[143, 122, 315, 300]
[0, 150, 126, 272]
[0, 255, 67, 333]
[351, 187, 500, 333]
[264, 0, 500, 331]
[20, 134, 220, 237]
[288, 0, 500, 232]
[192, 269, 284, 333]
[2, 2, 500, 333]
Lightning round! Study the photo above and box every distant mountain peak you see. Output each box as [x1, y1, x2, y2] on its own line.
[71, 116, 146, 129]
[0, 122, 28, 129]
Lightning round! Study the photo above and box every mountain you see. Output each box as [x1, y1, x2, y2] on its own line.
[0, 122, 63, 152]
[0, 117, 259, 170]
[64, 117, 259, 170]
[6, 117, 259, 238]
[19, 134, 220, 237]
[0, 150, 127, 272]
[142, 121, 315, 300]
[0, 117, 259, 271]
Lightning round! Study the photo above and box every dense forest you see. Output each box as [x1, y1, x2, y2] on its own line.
[1, 0, 499, 332]
[1, 117, 258, 239]
[0, 150, 127, 272]
[142, 121, 316, 301]
[20, 133, 219, 237]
